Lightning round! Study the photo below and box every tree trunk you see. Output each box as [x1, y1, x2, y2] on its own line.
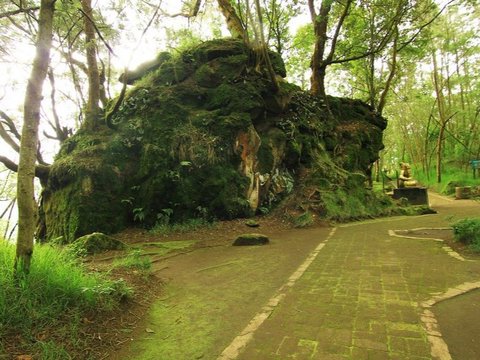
[217, 0, 246, 40]
[253, 0, 279, 93]
[432, 51, 448, 184]
[309, 0, 331, 99]
[81, 0, 101, 129]
[15, 0, 55, 275]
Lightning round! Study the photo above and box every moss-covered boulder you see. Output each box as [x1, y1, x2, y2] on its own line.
[69, 232, 126, 256]
[40, 38, 388, 242]
[233, 233, 270, 246]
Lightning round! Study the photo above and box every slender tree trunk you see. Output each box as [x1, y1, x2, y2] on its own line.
[15, 0, 55, 275]
[81, 0, 101, 129]
[217, 0, 246, 40]
[432, 51, 448, 184]
[253, 0, 279, 93]
[309, 0, 331, 99]
[377, 26, 399, 114]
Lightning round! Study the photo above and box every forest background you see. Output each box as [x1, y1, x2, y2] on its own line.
[0, 0, 479, 240]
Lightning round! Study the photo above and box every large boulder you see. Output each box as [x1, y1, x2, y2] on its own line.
[40, 38, 388, 242]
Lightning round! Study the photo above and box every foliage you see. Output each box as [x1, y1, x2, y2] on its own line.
[413, 166, 480, 195]
[0, 239, 132, 357]
[293, 211, 314, 228]
[286, 24, 314, 89]
[452, 218, 480, 252]
[379, 1, 480, 180]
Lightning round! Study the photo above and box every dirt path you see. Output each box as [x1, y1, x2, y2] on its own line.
[110, 193, 480, 360]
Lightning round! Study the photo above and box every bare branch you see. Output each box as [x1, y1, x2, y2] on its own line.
[78, 7, 116, 56]
[0, 155, 50, 181]
[0, 110, 21, 140]
[59, 50, 88, 74]
[0, 6, 39, 20]
[157, 0, 203, 18]
[325, 0, 353, 64]
[0, 121, 20, 153]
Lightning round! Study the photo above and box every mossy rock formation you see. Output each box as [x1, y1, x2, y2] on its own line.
[69, 232, 126, 255]
[40, 38, 387, 242]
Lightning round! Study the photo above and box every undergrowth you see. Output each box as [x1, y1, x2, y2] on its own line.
[452, 218, 480, 252]
[0, 240, 132, 358]
[414, 166, 480, 195]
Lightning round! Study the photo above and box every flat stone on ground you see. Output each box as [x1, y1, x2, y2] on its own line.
[233, 233, 270, 246]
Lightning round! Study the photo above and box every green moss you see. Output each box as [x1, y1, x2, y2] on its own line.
[68, 232, 126, 257]
[189, 38, 248, 64]
[152, 58, 193, 86]
[42, 38, 389, 241]
[205, 83, 264, 115]
[194, 54, 248, 88]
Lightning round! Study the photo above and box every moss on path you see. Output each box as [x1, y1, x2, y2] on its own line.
[111, 194, 480, 360]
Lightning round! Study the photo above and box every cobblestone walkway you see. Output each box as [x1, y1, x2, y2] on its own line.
[228, 195, 480, 360]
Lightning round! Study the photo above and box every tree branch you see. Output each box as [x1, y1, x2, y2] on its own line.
[0, 110, 21, 140]
[397, 0, 455, 52]
[325, 0, 352, 64]
[0, 6, 39, 20]
[78, 8, 116, 56]
[0, 121, 20, 153]
[0, 155, 49, 181]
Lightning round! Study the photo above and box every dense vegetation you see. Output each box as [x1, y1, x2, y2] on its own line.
[452, 218, 480, 253]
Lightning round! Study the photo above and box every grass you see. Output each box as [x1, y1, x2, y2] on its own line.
[452, 217, 480, 252]
[112, 249, 152, 271]
[413, 166, 480, 195]
[0, 239, 132, 358]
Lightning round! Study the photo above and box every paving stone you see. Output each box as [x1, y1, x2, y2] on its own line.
[388, 336, 409, 354]
[406, 338, 430, 356]
[231, 199, 480, 360]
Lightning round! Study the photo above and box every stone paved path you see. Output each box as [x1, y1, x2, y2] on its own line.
[114, 193, 480, 360]
[227, 194, 480, 360]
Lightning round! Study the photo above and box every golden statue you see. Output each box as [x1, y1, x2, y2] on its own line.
[398, 162, 418, 188]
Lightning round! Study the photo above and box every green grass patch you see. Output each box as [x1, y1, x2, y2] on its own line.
[414, 166, 480, 195]
[452, 218, 480, 252]
[0, 240, 132, 358]
[112, 249, 152, 271]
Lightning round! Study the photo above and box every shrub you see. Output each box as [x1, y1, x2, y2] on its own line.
[452, 218, 480, 252]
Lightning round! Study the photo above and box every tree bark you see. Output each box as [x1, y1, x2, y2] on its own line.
[217, 0, 246, 40]
[254, 0, 279, 93]
[309, 0, 352, 100]
[81, 0, 101, 129]
[432, 50, 448, 184]
[308, 0, 331, 99]
[15, 0, 55, 275]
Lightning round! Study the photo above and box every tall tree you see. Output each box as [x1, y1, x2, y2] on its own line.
[15, 0, 56, 275]
[308, 0, 353, 99]
[80, 0, 102, 129]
